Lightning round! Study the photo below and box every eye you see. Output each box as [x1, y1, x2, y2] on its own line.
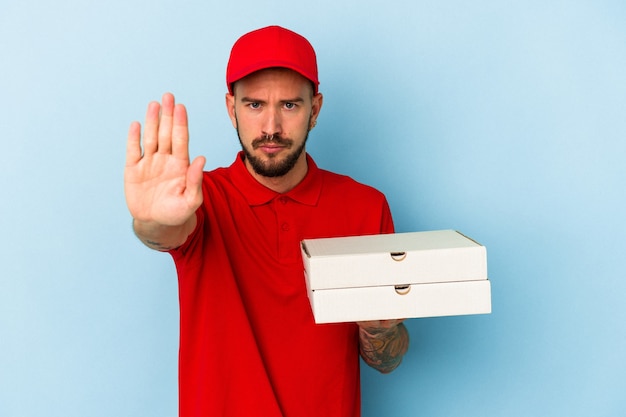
[248, 102, 261, 109]
[284, 102, 296, 110]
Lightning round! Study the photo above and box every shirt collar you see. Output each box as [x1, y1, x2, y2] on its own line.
[228, 151, 322, 207]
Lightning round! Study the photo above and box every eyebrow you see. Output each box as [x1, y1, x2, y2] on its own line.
[240, 96, 305, 104]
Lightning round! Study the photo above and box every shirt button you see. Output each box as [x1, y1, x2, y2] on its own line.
[281, 222, 290, 231]
[279, 197, 288, 204]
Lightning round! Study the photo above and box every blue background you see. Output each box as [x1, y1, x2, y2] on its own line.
[1, 1, 625, 416]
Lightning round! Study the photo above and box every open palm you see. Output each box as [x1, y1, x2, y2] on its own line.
[124, 93, 205, 227]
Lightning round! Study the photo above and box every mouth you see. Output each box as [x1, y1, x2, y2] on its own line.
[252, 137, 292, 154]
[259, 144, 285, 155]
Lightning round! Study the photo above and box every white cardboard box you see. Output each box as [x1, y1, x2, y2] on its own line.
[301, 230, 491, 323]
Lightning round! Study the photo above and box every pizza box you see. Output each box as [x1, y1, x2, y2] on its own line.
[301, 230, 491, 323]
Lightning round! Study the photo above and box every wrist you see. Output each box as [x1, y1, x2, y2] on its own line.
[132, 215, 197, 251]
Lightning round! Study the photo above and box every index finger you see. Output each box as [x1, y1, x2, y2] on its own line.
[171, 103, 190, 160]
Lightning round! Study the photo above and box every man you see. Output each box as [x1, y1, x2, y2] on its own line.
[124, 25, 409, 417]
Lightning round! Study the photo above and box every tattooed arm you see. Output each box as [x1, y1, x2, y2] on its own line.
[132, 217, 197, 251]
[357, 319, 409, 374]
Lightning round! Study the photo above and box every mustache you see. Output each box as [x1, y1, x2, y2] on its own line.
[251, 134, 293, 149]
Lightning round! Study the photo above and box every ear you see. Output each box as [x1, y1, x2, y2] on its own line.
[225, 93, 237, 129]
[309, 93, 323, 130]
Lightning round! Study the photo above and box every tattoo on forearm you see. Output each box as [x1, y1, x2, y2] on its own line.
[359, 323, 409, 373]
[143, 239, 174, 251]
[132, 219, 176, 251]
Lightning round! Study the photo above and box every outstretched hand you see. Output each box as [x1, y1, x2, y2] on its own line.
[124, 93, 206, 228]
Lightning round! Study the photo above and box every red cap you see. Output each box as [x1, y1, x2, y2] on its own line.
[226, 26, 319, 94]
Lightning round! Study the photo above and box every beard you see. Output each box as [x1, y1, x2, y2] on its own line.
[236, 120, 310, 178]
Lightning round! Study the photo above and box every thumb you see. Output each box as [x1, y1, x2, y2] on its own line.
[186, 155, 206, 202]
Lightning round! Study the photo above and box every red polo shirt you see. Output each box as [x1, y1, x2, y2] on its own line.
[170, 152, 394, 417]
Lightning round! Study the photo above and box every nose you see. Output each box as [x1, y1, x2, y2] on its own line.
[262, 107, 282, 138]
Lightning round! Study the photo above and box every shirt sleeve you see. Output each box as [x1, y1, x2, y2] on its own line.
[380, 197, 395, 234]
